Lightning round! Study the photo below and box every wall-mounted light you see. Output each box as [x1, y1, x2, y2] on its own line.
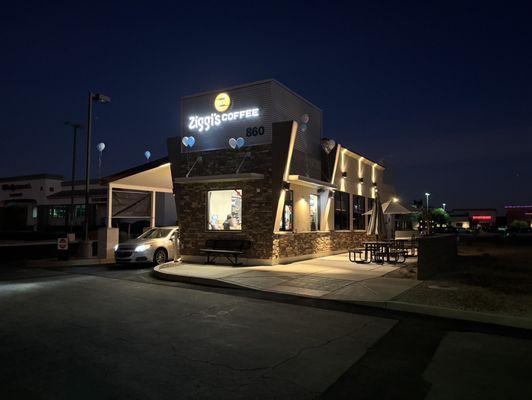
[341, 171, 347, 178]
[393, 197, 399, 202]
[282, 182, 291, 191]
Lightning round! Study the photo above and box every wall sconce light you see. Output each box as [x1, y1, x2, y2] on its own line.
[282, 182, 291, 191]
[341, 171, 347, 178]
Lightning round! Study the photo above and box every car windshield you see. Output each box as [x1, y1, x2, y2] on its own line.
[138, 228, 172, 239]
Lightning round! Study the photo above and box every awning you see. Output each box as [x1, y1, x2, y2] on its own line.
[173, 173, 264, 184]
[287, 175, 337, 190]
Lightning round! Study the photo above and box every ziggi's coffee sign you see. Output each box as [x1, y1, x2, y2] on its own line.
[187, 92, 260, 133]
[181, 84, 272, 152]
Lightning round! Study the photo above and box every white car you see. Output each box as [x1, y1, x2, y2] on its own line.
[114, 226, 178, 265]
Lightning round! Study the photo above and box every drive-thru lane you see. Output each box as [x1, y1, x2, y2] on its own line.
[1, 264, 531, 399]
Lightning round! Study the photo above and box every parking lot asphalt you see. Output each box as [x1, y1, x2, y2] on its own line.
[1, 263, 531, 399]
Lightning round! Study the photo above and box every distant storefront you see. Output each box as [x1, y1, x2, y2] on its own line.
[168, 80, 396, 264]
[449, 208, 497, 229]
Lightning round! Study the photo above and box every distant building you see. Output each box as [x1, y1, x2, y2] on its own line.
[505, 205, 532, 228]
[449, 208, 497, 229]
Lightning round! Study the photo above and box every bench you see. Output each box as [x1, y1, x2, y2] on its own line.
[200, 239, 252, 266]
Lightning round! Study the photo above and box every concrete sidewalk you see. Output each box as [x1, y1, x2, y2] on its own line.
[155, 254, 421, 303]
[155, 254, 532, 331]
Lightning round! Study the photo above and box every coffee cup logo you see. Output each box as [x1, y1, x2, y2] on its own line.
[214, 92, 231, 112]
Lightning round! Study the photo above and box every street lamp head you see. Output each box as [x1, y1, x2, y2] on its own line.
[425, 192, 430, 196]
[92, 93, 111, 103]
[65, 121, 83, 129]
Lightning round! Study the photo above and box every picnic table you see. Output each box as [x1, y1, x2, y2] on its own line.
[349, 240, 408, 264]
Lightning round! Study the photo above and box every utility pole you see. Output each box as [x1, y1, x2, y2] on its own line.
[65, 122, 83, 233]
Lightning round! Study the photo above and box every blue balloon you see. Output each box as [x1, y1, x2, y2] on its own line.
[144, 151, 151, 160]
[236, 137, 245, 148]
[187, 136, 195, 147]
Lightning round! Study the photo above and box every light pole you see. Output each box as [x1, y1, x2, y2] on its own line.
[83, 92, 110, 247]
[442, 202, 446, 211]
[424, 192, 431, 234]
[65, 121, 83, 233]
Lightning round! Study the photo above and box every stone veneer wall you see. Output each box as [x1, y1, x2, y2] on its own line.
[174, 142, 371, 263]
[177, 145, 275, 260]
[272, 231, 369, 261]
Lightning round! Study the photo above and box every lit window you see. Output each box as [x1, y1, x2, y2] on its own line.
[207, 190, 242, 230]
[32, 206, 38, 219]
[310, 194, 320, 231]
[279, 190, 293, 231]
[353, 195, 366, 230]
[334, 191, 350, 230]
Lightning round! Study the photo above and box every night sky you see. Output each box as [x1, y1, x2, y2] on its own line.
[2, 1, 531, 212]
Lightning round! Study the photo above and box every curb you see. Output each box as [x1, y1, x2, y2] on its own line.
[152, 266, 243, 289]
[154, 266, 532, 331]
[384, 301, 532, 331]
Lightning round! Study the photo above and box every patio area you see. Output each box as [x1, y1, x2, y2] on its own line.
[155, 253, 420, 303]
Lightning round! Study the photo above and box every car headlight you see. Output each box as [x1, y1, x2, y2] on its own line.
[135, 244, 150, 252]
[114, 245, 119, 251]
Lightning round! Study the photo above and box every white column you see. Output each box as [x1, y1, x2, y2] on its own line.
[107, 183, 113, 228]
[150, 191, 156, 227]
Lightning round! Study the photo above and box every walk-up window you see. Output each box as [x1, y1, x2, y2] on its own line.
[310, 194, 320, 231]
[279, 190, 293, 231]
[207, 189, 242, 230]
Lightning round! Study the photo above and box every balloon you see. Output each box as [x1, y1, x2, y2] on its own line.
[228, 138, 237, 149]
[182, 136, 189, 147]
[301, 114, 309, 123]
[321, 138, 336, 154]
[236, 137, 245, 148]
[144, 151, 151, 160]
[300, 123, 307, 133]
[96, 142, 105, 152]
[187, 136, 195, 147]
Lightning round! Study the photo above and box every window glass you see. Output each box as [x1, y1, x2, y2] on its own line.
[138, 228, 172, 239]
[32, 206, 38, 219]
[48, 206, 67, 218]
[74, 205, 86, 217]
[279, 190, 293, 231]
[310, 194, 320, 231]
[353, 195, 366, 230]
[207, 190, 242, 230]
[334, 191, 350, 230]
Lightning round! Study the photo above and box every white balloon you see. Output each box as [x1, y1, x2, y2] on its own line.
[228, 138, 237, 149]
[144, 150, 151, 160]
[96, 142, 105, 152]
[182, 136, 189, 147]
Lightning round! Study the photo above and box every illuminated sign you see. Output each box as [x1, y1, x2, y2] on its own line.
[472, 215, 492, 221]
[214, 92, 231, 112]
[188, 107, 259, 132]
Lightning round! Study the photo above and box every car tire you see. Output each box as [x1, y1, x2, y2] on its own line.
[153, 248, 168, 265]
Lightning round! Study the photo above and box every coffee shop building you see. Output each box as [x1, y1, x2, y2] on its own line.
[167, 80, 395, 265]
